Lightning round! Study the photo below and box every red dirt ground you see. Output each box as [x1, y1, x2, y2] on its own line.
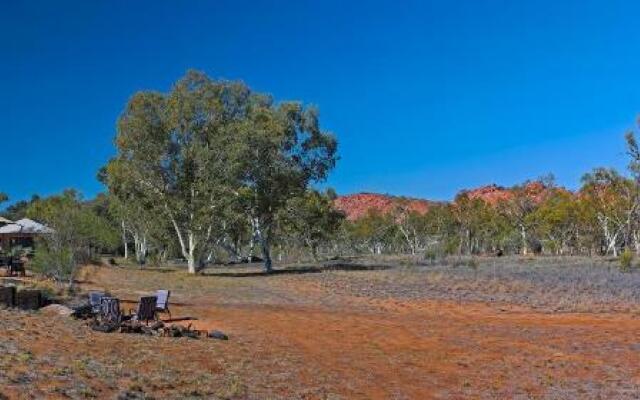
[3, 265, 640, 399]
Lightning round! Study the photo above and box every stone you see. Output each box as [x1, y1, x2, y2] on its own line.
[40, 304, 73, 317]
[208, 330, 229, 340]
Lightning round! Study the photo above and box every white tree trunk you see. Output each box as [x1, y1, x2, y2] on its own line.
[169, 214, 199, 274]
[520, 225, 528, 256]
[133, 231, 147, 265]
[252, 218, 273, 272]
[187, 232, 197, 274]
[121, 220, 129, 260]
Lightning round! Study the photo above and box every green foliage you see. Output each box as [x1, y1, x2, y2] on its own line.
[454, 193, 511, 255]
[1, 194, 40, 220]
[278, 189, 345, 260]
[620, 249, 634, 272]
[31, 245, 75, 283]
[26, 190, 119, 285]
[104, 70, 337, 272]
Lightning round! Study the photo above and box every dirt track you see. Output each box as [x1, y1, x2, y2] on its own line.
[3, 264, 640, 399]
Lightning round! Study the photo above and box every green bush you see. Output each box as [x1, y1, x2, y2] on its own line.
[31, 246, 76, 284]
[619, 249, 634, 272]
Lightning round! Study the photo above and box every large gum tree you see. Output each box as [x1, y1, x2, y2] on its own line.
[106, 70, 337, 273]
[106, 71, 247, 273]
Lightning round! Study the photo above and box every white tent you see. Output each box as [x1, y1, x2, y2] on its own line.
[0, 218, 53, 235]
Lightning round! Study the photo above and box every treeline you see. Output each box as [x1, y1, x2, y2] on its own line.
[331, 135, 640, 259]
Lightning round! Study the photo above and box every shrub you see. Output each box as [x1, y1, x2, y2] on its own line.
[619, 249, 634, 272]
[423, 250, 438, 265]
[31, 246, 76, 285]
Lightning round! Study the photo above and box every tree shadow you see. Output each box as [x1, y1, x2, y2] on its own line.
[202, 266, 323, 278]
[323, 262, 394, 272]
[201, 262, 394, 278]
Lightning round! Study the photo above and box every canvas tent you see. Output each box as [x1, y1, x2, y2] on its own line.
[0, 218, 52, 251]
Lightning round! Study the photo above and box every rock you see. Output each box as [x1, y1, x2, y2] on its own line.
[208, 330, 228, 340]
[149, 320, 164, 330]
[117, 390, 149, 400]
[40, 304, 74, 317]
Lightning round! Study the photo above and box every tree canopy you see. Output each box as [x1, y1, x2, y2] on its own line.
[104, 70, 337, 273]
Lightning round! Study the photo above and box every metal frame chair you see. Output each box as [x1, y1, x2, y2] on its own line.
[129, 296, 158, 325]
[155, 290, 171, 320]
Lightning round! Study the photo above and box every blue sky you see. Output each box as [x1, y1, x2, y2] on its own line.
[2, 0, 639, 204]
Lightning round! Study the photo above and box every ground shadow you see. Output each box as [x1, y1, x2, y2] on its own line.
[202, 266, 324, 278]
[202, 262, 394, 278]
[323, 263, 394, 272]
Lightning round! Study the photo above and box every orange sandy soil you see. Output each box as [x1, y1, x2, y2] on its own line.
[2, 264, 640, 399]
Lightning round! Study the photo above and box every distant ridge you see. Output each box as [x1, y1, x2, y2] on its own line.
[333, 192, 433, 221]
[334, 182, 566, 220]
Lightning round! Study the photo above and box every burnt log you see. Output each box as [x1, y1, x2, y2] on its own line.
[0, 286, 16, 307]
[71, 304, 94, 320]
[15, 290, 42, 310]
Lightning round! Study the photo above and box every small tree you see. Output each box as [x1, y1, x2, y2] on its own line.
[1, 194, 40, 221]
[345, 210, 397, 254]
[27, 190, 118, 288]
[279, 189, 345, 261]
[580, 169, 637, 256]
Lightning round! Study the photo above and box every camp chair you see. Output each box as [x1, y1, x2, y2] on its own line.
[99, 297, 122, 325]
[155, 290, 171, 320]
[129, 296, 158, 325]
[89, 291, 106, 314]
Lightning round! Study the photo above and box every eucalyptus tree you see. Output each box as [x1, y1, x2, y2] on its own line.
[389, 200, 431, 255]
[105, 71, 247, 273]
[278, 189, 345, 260]
[580, 168, 637, 256]
[496, 182, 546, 255]
[532, 190, 579, 254]
[236, 102, 337, 271]
[453, 192, 507, 255]
[345, 210, 397, 254]
[101, 162, 164, 265]
[624, 131, 640, 253]
[106, 70, 336, 273]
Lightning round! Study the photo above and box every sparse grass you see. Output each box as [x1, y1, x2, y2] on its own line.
[297, 255, 640, 312]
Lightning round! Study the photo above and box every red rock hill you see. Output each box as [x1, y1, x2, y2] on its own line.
[335, 182, 567, 220]
[333, 193, 432, 221]
[464, 182, 560, 205]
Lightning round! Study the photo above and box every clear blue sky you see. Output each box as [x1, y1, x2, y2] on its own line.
[2, 0, 640, 204]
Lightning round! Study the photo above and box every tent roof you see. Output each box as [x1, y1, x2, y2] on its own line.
[0, 218, 53, 235]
